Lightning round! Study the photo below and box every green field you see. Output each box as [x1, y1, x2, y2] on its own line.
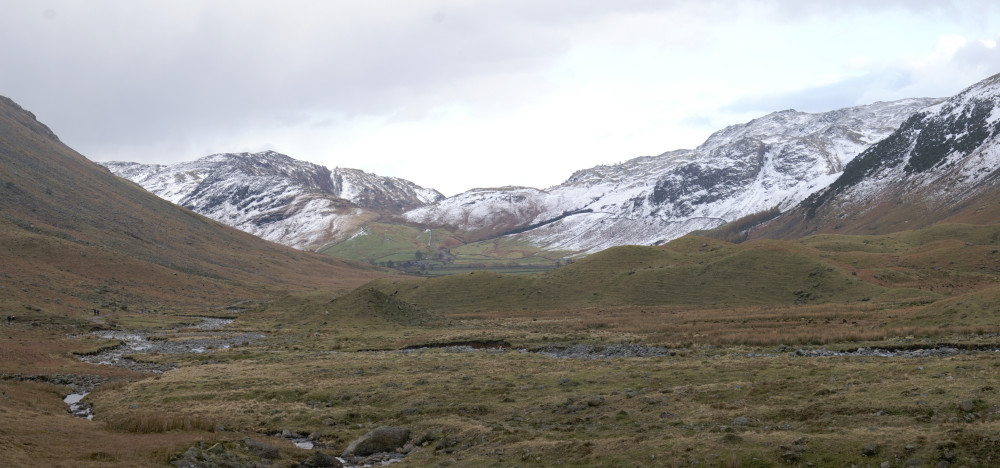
[321, 222, 577, 274]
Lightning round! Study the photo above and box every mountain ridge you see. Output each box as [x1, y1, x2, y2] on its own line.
[752, 72, 1000, 240]
[102, 152, 444, 250]
[401, 97, 939, 254]
[103, 96, 941, 263]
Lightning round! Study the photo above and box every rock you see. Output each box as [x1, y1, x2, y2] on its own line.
[906, 457, 925, 467]
[244, 437, 281, 460]
[881, 462, 891, 468]
[721, 433, 743, 444]
[733, 417, 749, 426]
[303, 451, 343, 468]
[342, 426, 410, 457]
[959, 400, 976, 412]
[781, 451, 801, 463]
[862, 443, 880, 457]
[587, 395, 604, 407]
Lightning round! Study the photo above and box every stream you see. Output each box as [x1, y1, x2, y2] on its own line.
[64, 391, 93, 420]
[66, 317, 264, 419]
[76, 318, 263, 373]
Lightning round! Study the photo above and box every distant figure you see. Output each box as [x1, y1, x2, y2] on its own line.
[6, 315, 14, 324]
[93, 309, 100, 317]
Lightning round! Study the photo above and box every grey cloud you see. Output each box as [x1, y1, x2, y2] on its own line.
[1, 0, 998, 167]
[0, 1, 605, 159]
[724, 71, 914, 114]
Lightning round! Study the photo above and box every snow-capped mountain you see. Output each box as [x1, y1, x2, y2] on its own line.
[404, 98, 938, 253]
[756, 72, 1000, 239]
[104, 93, 944, 258]
[102, 151, 443, 250]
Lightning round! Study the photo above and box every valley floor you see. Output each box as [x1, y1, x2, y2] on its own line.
[2, 300, 999, 467]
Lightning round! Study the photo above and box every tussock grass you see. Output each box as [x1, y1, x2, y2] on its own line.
[103, 411, 215, 433]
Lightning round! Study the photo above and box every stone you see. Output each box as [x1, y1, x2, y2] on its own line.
[733, 417, 749, 426]
[862, 443, 880, 457]
[959, 400, 976, 412]
[303, 451, 343, 468]
[244, 437, 280, 460]
[342, 426, 410, 457]
[781, 451, 801, 463]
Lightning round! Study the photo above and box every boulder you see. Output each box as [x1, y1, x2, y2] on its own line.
[243, 437, 280, 460]
[303, 451, 343, 468]
[342, 426, 410, 457]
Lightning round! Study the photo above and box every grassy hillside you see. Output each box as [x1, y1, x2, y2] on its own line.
[354, 231, 965, 314]
[0, 95, 383, 319]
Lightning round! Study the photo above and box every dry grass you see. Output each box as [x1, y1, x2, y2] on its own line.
[82, 338, 1000, 467]
[104, 411, 216, 433]
[0, 381, 216, 467]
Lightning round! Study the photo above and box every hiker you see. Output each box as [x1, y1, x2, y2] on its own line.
[6, 315, 14, 325]
[93, 309, 100, 316]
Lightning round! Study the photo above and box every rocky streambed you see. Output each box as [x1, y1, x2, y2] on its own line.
[61, 317, 264, 419]
[393, 340, 1000, 360]
[75, 317, 264, 373]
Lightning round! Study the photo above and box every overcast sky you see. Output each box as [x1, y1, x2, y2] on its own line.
[3, 1, 1000, 196]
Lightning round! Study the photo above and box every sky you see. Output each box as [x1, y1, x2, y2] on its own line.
[3, 1, 1000, 196]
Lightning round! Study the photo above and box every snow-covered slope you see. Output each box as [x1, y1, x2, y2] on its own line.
[405, 98, 938, 253]
[759, 72, 1000, 238]
[333, 167, 444, 213]
[102, 151, 443, 250]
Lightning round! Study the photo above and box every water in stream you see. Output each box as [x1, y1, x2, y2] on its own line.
[66, 317, 263, 417]
[64, 392, 93, 420]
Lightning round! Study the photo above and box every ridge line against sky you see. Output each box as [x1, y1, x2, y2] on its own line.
[2, 0, 1000, 196]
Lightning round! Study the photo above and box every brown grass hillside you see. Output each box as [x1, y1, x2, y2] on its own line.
[0, 95, 384, 317]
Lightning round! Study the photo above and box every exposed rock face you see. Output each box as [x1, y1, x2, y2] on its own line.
[758, 72, 1000, 238]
